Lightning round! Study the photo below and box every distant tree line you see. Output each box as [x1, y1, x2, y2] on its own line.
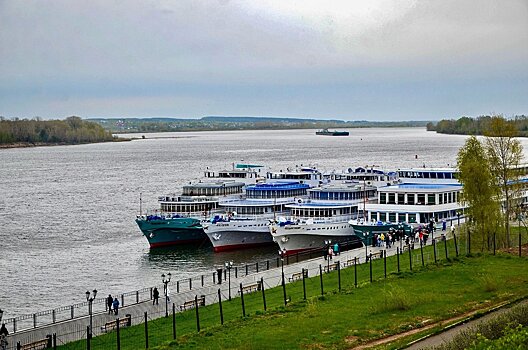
[427, 115, 528, 136]
[91, 117, 428, 133]
[0, 116, 118, 145]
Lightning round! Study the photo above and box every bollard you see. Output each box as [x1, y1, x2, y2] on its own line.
[201, 275, 204, 287]
[213, 272, 216, 284]
[144, 311, 148, 349]
[33, 313, 37, 328]
[136, 290, 139, 304]
[266, 260, 270, 270]
[195, 295, 200, 332]
[319, 264, 324, 296]
[189, 278, 192, 290]
[246, 264, 249, 276]
[235, 266, 238, 278]
[256, 262, 259, 273]
[121, 294, 124, 307]
[150, 287, 153, 300]
[261, 277, 267, 311]
[240, 284, 246, 317]
[177, 281, 180, 293]
[218, 288, 224, 325]
[52, 309, 56, 324]
[172, 303, 176, 339]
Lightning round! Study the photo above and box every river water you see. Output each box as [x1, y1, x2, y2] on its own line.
[0, 127, 503, 319]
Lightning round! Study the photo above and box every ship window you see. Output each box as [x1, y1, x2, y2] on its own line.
[388, 193, 396, 204]
[380, 193, 386, 204]
[427, 194, 436, 205]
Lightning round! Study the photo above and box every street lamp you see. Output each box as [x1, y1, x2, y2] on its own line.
[224, 261, 233, 301]
[86, 289, 97, 338]
[161, 273, 171, 317]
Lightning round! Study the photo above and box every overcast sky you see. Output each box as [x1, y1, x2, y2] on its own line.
[0, 0, 527, 120]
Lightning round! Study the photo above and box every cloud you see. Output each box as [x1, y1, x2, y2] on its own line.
[0, 0, 526, 119]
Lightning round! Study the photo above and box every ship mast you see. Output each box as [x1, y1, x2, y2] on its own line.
[139, 192, 142, 216]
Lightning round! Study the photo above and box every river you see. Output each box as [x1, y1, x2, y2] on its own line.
[0, 127, 496, 319]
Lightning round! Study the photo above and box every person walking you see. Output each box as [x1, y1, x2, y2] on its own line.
[112, 297, 120, 315]
[0, 323, 8, 350]
[153, 287, 159, 305]
[107, 294, 113, 315]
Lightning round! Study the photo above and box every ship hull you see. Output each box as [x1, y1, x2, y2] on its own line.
[136, 217, 207, 248]
[203, 220, 275, 252]
[270, 222, 362, 255]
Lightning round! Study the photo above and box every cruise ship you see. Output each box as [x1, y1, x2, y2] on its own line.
[270, 183, 377, 254]
[202, 181, 310, 252]
[136, 181, 245, 248]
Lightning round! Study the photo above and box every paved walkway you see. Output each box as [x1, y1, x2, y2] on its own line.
[3, 231, 457, 349]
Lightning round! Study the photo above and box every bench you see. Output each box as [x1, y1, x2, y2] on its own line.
[180, 295, 205, 311]
[368, 251, 383, 260]
[18, 337, 51, 350]
[101, 314, 131, 333]
[288, 270, 308, 282]
[345, 259, 357, 267]
[239, 281, 261, 295]
[323, 263, 338, 273]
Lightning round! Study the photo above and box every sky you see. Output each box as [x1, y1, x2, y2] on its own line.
[0, 0, 527, 121]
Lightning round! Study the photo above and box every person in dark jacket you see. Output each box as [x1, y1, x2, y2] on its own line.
[0, 323, 8, 336]
[153, 287, 160, 305]
[107, 294, 113, 315]
[112, 297, 120, 315]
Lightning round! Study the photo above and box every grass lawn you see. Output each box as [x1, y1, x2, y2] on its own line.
[57, 243, 528, 350]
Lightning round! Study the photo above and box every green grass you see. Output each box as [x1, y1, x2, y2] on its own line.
[57, 241, 528, 350]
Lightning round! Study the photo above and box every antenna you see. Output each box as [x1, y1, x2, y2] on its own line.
[139, 192, 142, 215]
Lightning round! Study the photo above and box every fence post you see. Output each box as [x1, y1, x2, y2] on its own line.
[302, 269, 307, 300]
[33, 313, 36, 328]
[150, 287, 153, 300]
[354, 257, 357, 287]
[383, 251, 387, 278]
[369, 254, 373, 282]
[177, 281, 180, 293]
[194, 295, 200, 332]
[338, 261, 341, 291]
[267, 260, 270, 270]
[240, 284, 246, 317]
[467, 230, 471, 255]
[136, 290, 139, 304]
[493, 232, 496, 255]
[144, 311, 148, 349]
[213, 272, 216, 285]
[116, 318, 121, 350]
[397, 247, 400, 273]
[261, 277, 267, 311]
[189, 278, 192, 290]
[454, 233, 459, 257]
[218, 289, 224, 325]
[121, 294, 124, 307]
[420, 241, 424, 266]
[17, 341, 21, 350]
[71, 305, 74, 319]
[245, 264, 248, 276]
[13, 318, 16, 333]
[235, 266, 238, 278]
[169, 303, 175, 340]
[433, 239, 437, 263]
[319, 264, 324, 296]
[201, 275, 204, 287]
[282, 267, 287, 306]
[444, 237, 448, 260]
[52, 309, 56, 323]
[519, 232, 522, 258]
[87, 325, 91, 350]
[53, 333, 57, 350]
[408, 245, 413, 271]
[256, 262, 259, 273]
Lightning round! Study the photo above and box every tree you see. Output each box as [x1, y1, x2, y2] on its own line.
[457, 136, 501, 251]
[484, 115, 524, 248]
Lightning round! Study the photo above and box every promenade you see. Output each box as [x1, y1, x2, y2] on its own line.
[3, 229, 456, 349]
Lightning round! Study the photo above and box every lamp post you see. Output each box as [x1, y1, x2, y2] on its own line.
[86, 289, 97, 338]
[161, 273, 171, 317]
[224, 261, 233, 301]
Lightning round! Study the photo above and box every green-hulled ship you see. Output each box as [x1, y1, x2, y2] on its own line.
[348, 220, 413, 246]
[136, 180, 245, 248]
